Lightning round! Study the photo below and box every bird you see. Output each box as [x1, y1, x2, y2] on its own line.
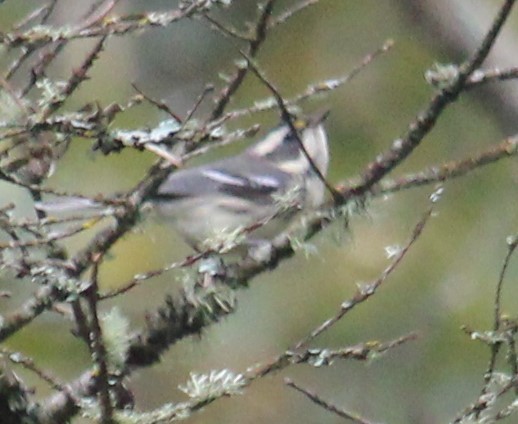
[151, 110, 330, 252]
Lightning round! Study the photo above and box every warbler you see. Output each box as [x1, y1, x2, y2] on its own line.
[152, 111, 330, 251]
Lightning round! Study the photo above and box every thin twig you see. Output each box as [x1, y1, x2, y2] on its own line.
[452, 375, 518, 423]
[210, 0, 277, 120]
[203, 13, 252, 41]
[131, 82, 183, 122]
[13, 3, 54, 31]
[241, 50, 340, 200]
[374, 135, 518, 195]
[493, 236, 518, 332]
[269, 0, 321, 28]
[0, 216, 104, 249]
[79, 0, 120, 32]
[285, 378, 374, 424]
[481, 235, 518, 395]
[19, 0, 119, 97]
[39, 35, 108, 120]
[223, 39, 394, 120]
[4, 0, 59, 81]
[1, 347, 66, 393]
[466, 66, 518, 89]
[184, 84, 215, 124]
[1, 3, 206, 48]
[290, 204, 433, 351]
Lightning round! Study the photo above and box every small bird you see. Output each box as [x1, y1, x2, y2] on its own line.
[151, 111, 330, 252]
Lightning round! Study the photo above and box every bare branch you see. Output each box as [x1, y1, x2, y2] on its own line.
[210, 0, 277, 120]
[347, 0, 516, 198]
[83, 255, 113, 423]
[0, 3, 211, 48]
[374, 135, 518, 195]
[285, 378, 374, 424]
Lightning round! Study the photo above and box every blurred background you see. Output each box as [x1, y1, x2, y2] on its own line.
[1, 0, 518, 422]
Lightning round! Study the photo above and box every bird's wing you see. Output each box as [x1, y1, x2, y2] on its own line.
[154, 154, 295, 206]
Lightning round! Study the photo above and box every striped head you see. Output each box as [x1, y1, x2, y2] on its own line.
[245, 111, 330, 178]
